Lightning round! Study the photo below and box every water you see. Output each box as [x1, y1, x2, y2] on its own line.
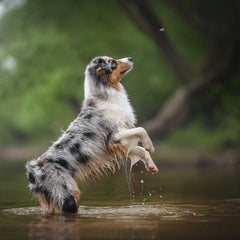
[0, 160, 240, 240]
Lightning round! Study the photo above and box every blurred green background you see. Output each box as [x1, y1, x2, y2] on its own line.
[0, 0, 239, 165]
[1, 3, 240, 239]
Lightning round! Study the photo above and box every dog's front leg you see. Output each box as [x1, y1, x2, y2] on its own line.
[128, 146, 158, 173]
[115, 127, 155, 153]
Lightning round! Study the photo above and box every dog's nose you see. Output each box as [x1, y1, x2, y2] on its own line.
[128, 57, 132, 62]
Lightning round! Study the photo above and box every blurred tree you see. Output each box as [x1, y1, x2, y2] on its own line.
[118, 0, 240, 140]
[0, 0, 239, 147]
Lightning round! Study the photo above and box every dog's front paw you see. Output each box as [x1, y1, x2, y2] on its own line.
[143, 139, 155, 153]
[143, 151, 158, 173]
[147, 164, 158, 173]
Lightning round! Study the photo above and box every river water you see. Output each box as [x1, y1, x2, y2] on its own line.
[0, 160, 240, 240]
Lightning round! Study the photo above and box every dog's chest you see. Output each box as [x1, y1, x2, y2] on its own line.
[111, 103, 135, 128]
[98, 98, 135, 129]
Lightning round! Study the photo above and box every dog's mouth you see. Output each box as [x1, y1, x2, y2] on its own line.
[120, 66, 132, 75]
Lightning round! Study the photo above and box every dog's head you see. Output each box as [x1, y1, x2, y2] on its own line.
[86, 56, 133, 91]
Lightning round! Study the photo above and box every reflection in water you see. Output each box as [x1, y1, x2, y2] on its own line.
[4, 200, 240, 240]
[28, 215, 80, 240]
[27, 214, 159, 240]
[1, 165, 240, 240]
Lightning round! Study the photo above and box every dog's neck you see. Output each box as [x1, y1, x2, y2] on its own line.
[84, 71, 121, 100]
[83, 72, 136, 129]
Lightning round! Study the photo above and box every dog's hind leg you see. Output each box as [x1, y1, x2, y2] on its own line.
[128, 146, 158, 173]
[62, 179, 81, 214]
[32, 178, 81, 214]
[26, 159, 81, 214]
[38, 194, 50, 213]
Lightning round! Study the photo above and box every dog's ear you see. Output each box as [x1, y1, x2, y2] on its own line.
[97, 67, 112, 76]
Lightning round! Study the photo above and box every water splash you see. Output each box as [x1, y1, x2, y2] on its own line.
[3, 203, 211, 220]
[124, 157, 163, 203]
[124, 158, 135, 201]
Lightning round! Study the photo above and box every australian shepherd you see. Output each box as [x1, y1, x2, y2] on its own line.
[26, 56, 158, 214]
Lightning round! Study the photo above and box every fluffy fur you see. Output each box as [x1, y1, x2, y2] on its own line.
[26, 56, 158, 214]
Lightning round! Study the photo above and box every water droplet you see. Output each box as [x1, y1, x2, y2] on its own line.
[142, 202, 145, 205]
[141, 171, 143, 173]
[140, 180, 144, 183]
[160, 195, 162, 198]
[149, 193, 152, 196]
[143, 198, 146, 202]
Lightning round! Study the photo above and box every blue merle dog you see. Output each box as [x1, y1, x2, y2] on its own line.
[26, 56, 158, 214]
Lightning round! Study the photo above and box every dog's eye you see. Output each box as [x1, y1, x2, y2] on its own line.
[111, 60, 117, 70]
[98, 59, 103, 64]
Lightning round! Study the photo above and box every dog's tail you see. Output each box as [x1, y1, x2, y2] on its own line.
[26, 159, 80, 214]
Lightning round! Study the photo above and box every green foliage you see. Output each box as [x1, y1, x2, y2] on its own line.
[0, 0, 239, 147]
[165, 118, 239, 147]
[149, 0, 208, 69]
[0, 0, 177, 143]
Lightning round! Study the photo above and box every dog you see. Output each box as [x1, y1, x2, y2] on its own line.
[26, 56, 158, 214]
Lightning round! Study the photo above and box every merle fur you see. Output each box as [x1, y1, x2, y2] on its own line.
[25, 56, 134, 214]
[26, 98, 117, 213]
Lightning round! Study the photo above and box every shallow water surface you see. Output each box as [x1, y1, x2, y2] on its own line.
[0, 160, 240, 240]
